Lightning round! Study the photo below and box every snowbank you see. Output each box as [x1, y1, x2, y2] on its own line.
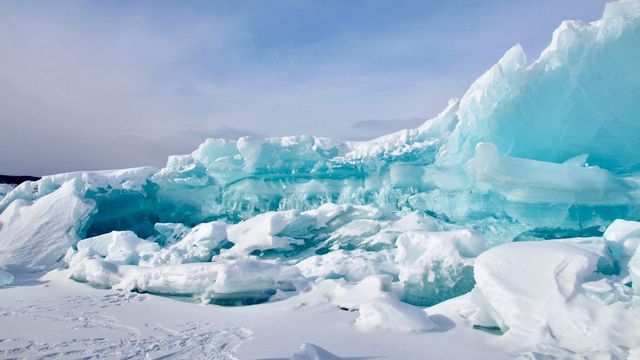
[0, 180, 95, 272]
[466, 240, 640, 357]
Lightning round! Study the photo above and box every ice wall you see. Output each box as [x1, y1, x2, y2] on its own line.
[85, 0, 639, 241]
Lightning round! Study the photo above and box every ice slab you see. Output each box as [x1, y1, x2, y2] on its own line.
[70, 258, 300, 305]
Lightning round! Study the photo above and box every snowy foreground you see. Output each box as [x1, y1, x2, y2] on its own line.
[1, 270, 510, 359]
[2, 1, 640, 359]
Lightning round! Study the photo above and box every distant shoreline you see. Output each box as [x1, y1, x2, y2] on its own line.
[0, 175, 40, 185]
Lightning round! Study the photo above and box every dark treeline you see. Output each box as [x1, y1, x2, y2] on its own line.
[0, 175, 41, 185]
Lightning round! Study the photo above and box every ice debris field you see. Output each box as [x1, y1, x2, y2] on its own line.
[1, 1, 640, 359]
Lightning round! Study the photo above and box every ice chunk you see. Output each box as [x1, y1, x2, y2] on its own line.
[145, 221, 227, 265]
[69, 258, 121, 289]
[153, 222, 191, 247]
[296, 249, 396, 282]
[117, 260, 297, 305]
[0, 180, 95, 272]
[70, 257, 300, 305]
[224, 211, 303, 257]
[73, 231, 160, 265]
[467, 142, 635, 205]
[326, 219, 382, 247]
[0, 184, 14, 202]
[0, 269, 14, 287]
[603, 219, 640, 260]
[395, 230, 484, 306]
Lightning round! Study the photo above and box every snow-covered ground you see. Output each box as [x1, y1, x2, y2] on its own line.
[1, 270, 509, 360]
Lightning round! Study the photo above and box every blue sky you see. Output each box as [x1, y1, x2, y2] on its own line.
[0, 0, 608, 175]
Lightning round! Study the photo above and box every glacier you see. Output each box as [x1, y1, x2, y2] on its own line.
[1, 0, 640, 357]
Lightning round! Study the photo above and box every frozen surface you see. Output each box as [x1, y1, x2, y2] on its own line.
[1, 1, 640, 358]
[0, 271, 511, 359]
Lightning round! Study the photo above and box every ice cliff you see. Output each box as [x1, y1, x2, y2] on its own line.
[1, 0, 639, 357]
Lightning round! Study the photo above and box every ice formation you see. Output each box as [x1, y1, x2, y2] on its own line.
[0, 269, 13, 287]
[0, 0, 639, 357]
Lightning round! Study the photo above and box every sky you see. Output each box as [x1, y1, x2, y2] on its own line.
[0, 0, 609, 176]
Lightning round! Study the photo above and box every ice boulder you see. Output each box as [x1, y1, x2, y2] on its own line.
[296, 249, 396, 282]
[70, 257, 302, 305]
[0, 184, 14, 202]
[116, 259, 300, 305]
[0, 180, 95, 272]
[144, 221, 227, 265]
[224, 211, 303, 257]
[69, 258, 122, 289]
[0, 269, 14, 287]
[71, 231, 160, 265]
[395, 230, 485, 306]
[603, 219, 640, 261]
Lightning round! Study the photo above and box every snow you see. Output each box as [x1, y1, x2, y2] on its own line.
[465, 240, 640, 357]
[289, 343, 342, 360]
[0, 179, 95, 272]
[330, 275, 393, 310]
[354, 297, 436, 333]
[0, 271, 511, 359]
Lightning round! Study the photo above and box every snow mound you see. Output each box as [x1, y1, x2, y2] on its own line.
[465, 240, 640, 357]
[290, 343, 342, 360]
[0, 180, 95, 272]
